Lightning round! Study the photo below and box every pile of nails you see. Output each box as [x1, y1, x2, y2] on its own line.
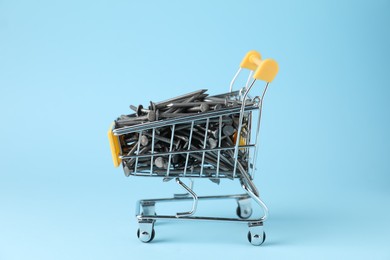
[115, 89, 251, 179]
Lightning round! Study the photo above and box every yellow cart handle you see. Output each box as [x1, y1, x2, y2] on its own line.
[108, 123, 122, 167]
[230, 50, 278, 92]
[240, 50, 279, 82]
[240, 50, 262, 71]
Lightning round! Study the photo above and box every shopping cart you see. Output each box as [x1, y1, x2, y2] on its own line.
[108, 50, 279, 245]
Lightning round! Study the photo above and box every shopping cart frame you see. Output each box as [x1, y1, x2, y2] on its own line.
[108, 51, 279, 245]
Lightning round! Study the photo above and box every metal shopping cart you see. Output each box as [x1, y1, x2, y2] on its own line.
[108, 50, 279, 245]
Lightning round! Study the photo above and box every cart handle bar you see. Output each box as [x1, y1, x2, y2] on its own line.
[241, 50, 279, 82]
[231, 51, 279, 177]
[229, 50, 279, 92]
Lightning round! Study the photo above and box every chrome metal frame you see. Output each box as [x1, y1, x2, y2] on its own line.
[114, 67, 271, 245]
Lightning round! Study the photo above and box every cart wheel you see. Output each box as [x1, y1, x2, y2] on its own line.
[137, 228, 155, 243]
[247, 231, 266, 246]
[236, 206, 253, 219]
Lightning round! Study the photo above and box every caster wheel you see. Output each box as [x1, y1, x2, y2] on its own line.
[236, 206, 253, 219]
[247, 231, 266, 246]
[137, 228, 155, 243]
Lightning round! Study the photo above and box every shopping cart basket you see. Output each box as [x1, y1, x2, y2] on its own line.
[108, 50, 279, 245]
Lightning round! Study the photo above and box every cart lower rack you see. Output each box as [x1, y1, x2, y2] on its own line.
[108, 50, 279, 245]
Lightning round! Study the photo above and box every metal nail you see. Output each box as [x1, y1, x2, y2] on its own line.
[167, 101, 223, 108]
[140, 135, 149, 146]
[127, 140, 139, 155]
[116, 111, 156, 125]
[144, 132, 180, 147]
[154, 89, 207, 108]
[172, 154, 181, 164]
[127, 145, 151, 166]
[155, 157, 168, 169]
[208, 138, 217, 149]
[186, 103, 210, 113]
[190, 153, 230, 171]
[174, 124, 199, 132]
[196, 125, 219, 138]
[223, 125, 235, 136]
[178, 129, 204, 145]
[130, 104, 150, 116]
[213, 104, 222, 110]
[164, 91, 207, 114]
[160, 112, 198, 118]
[125, 135, 139, 143]
[148, 101, 156, 111]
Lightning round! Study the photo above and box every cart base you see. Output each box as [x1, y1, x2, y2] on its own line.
[135, 193, 266, 246]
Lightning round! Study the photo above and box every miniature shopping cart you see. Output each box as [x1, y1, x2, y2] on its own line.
[108, 50, 278, 245]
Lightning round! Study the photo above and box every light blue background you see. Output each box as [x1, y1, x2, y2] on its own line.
[1, 0, 389, 259]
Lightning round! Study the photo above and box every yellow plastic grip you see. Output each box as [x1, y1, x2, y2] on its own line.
[240, 50, 262, 71]
[108, 123, 122, 167]
[253, 59, 279, 82]
[233, 132, 246, 147]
